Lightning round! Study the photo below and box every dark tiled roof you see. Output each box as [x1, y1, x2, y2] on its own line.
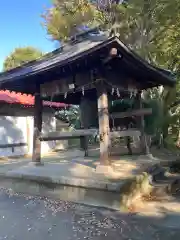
[0, 33, 109, 83]
[0, 34, 176, 89]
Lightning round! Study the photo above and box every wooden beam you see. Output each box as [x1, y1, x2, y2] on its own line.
[136, 91, 150, 155]
[39, 130, 95, 157]
[96, 82, 110, 166]
[40, 130, 96, 141]
[32, 86, 43, 165]
[40, 129, 141, 141]
[79, 97, 90, 151]
[110, 129, 141, 138]
[110, 108, 152, 119]
[26, 117, 31, 155]
[0, 143, 27, 148]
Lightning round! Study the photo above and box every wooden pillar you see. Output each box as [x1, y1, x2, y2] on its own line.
[79, 97, 98, 156]
[32, 86, 43, 165]
[80, 97, 98, 128]
[80, 97, 90, 129]
[137, 91, 150, 155]
[96, 82, 110, 166]
[79, 97, 89, 155]
[26, 117, 31, 156]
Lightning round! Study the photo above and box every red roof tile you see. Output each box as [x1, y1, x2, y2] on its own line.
[0, 90, 68, 108]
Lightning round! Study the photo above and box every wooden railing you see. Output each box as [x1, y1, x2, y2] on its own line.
[110, 108, 152, 119]
[39, 129, 97, 157]
[0, 143, 27, 148]
[0, 142, 27, 154]
[39, 128, 141, 156]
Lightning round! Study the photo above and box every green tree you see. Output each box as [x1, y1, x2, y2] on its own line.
[143, 84, 180, 148]
[42, 0, 100, 42]
[42, 0, 180, 149]
[55, 105, 80, 128]
[3, 47, 44, 71]
[121, 0, 180, 147]
[41, 0, 178, 55]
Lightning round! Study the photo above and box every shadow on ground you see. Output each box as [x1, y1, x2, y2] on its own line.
[1, 183, 180, 239]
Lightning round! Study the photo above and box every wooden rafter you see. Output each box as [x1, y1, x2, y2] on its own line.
[110, 108, 152, 119]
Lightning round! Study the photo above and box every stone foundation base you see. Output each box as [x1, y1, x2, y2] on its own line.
[29, 162, 44, 167]
[139, 154, 158, 161]
[96, 165, 114, 174]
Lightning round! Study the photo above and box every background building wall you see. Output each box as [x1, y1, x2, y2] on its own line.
[0, 113, 68, 157]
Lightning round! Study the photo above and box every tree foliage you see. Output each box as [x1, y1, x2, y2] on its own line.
[3, 47, 44, 71]
[55, 105, 80, 128]
[42, 0, 180, 148]
[42, 0, 100, 42]
[42, 0, 180, 66]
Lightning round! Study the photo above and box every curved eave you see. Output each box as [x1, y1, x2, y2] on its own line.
[0, 36, 176, 94]
[114, 38, 176, 87]
[0, 38, 114, 85]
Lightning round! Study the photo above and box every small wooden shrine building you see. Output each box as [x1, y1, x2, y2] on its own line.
[0, 32, 176, 168]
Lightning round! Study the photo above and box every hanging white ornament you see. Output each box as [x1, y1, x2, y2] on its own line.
[133, 89, 137, 96]
[55, 84, 59, 94]
[82, 86, 85, 95]
[116, 88, 120, 97]
[130, 90, 133, 98]
[64, 92, 67, 99]
[41, 92, 47, 98]
[50, 93, 54, 102]
[111, 87, 114, 95]
[68, 83, 75, 90]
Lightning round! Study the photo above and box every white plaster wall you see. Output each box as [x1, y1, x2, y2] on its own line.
[0, 116, 28, 157]
[0, 113, 67, 157]
[27, 113, 57, 156]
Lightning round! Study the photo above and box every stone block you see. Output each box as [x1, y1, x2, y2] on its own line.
[107, 183, 123, 192]
[96, 165, 114, 175]
[28, 162, 44, 167]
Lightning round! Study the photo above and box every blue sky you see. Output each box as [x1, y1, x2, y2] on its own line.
[0, 0, 56, 71]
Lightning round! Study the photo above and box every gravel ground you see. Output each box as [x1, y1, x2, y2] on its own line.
[0, 188, 179, 240]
